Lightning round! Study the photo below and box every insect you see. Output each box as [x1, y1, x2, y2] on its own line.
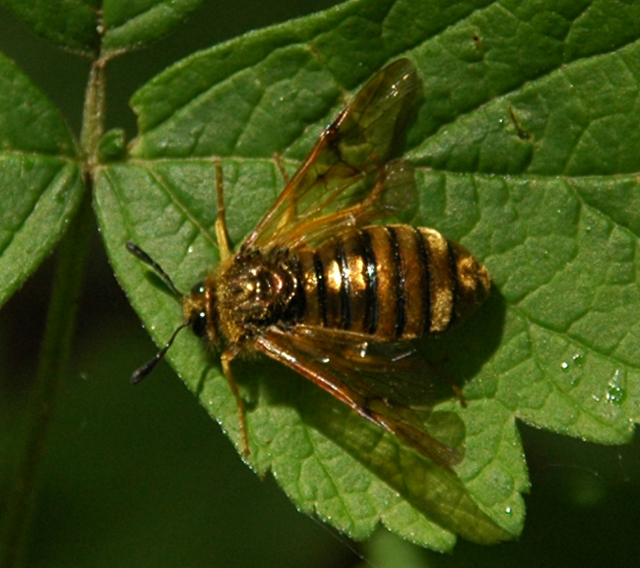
[127, 59, 490, 468]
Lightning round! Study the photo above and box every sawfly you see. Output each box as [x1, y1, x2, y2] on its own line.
[127, 59, 490, 467]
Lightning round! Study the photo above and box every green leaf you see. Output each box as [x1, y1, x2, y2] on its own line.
[95, 0, 640, 549]
[95, 159, 515, 548]
[0, 51, 83, 309]
[0, 0, 99, 55]
[0, 0, 205, 56]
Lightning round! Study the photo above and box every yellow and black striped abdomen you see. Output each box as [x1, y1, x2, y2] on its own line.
[296, 225, 490, 341]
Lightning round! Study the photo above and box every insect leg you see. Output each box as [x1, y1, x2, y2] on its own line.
[215, 160, 232, 262]
[220, 348, 250, 455]
[423, 359, 468, 408]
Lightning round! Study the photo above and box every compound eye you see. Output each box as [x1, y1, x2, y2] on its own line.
[191, 311, 208, 337]
[191, 282, 205, 296]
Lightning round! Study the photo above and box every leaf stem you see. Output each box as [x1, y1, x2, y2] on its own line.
[81, 56, 107, 165]
[0, 52, 107, 567]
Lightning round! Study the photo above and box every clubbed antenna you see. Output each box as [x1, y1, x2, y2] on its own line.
[126, 241, 188, 384]
[130, 322, 190, 384]
[126, 241, 183, 298]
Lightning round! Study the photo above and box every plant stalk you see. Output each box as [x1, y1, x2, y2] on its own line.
[0, 52, 107, 567]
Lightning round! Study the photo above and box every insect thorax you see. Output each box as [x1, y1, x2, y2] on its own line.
[206, 248, 302, 345]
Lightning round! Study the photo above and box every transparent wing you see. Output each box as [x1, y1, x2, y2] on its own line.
[241, 58, 421, 252]
[254, 325, 464, 468]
